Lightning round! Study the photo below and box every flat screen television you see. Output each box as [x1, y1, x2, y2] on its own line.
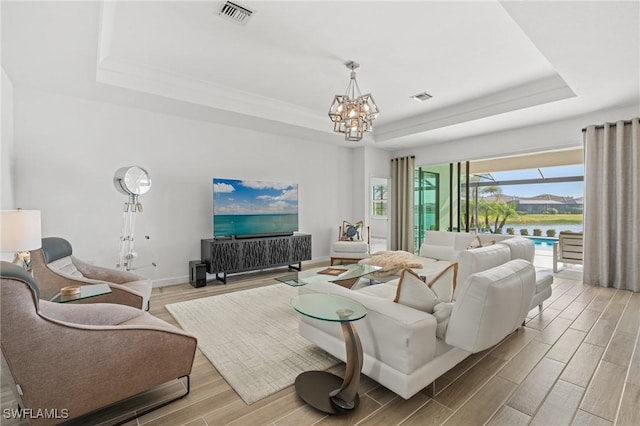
[213, 178, 299, 238]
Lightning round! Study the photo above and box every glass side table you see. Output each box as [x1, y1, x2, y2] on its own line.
[50, 283, 112, 303]
[291, 293, 367, 414]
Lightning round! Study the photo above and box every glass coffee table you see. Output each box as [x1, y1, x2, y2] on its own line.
[291, 293, 367, 413]
[276, 264, 382, 288]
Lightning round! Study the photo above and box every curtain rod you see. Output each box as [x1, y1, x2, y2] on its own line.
[581, 118, 635, 132]
[390, 155, 415, 161]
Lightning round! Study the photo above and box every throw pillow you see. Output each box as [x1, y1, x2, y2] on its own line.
[340, 220, 364, 241]
[467, 235, 483, 249]
[424, 262, 458, 303]
[393, 263, 458, 312]
[467, 235, 496, 249]
[394, 269, 439, 312]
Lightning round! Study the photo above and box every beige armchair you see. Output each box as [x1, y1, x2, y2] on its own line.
[30, 237, 152, 310]
[0, 261, 197, 425]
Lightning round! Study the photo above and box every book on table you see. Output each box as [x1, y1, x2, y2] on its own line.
[317, 267, 348, 276]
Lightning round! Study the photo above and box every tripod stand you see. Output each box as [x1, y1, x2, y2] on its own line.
[117, 194, 143, 271]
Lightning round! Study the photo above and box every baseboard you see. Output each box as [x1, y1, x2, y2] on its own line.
[150, 258, 332, 288]
[152, 275, 188, 288]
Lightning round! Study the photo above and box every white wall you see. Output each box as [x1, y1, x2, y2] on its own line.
[348, 146, 391, 240]
[365, 146, 391, 239]
[351, 147, 366, 226]
[13, 88, 355, 285]
[1, 68, 16, 262]
[1, 68, 15, 210]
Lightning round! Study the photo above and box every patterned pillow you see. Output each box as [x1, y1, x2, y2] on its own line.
[393, 263, 458, 312]
[340, 220, 364, 241]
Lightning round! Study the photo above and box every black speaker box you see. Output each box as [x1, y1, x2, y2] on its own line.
[189, 260, 207, 288]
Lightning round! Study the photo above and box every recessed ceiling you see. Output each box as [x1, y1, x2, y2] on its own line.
[2, 1, 638, 150]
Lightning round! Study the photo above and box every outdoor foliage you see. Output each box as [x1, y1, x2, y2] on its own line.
[546, 229, 557, 237]
[506, 227, 515, 235]
[520, 229, 530, 236]
[467, 186, 519, 234]
[533, 228, 543, 236]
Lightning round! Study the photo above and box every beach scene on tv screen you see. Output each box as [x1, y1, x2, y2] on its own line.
[213, 178, 299, 237]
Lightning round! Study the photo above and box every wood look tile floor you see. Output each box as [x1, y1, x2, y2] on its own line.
[2, 266, 639, 426]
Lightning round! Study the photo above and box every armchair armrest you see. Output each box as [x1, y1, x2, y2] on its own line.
[73, 256, 145, 284]
[39, 300, 145, 326]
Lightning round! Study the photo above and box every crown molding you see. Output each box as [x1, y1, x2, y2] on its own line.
[373, 73, 575, 143]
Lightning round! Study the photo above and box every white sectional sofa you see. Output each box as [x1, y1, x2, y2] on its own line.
[361, 231, 553, 310]
[298, 251, 537, 399]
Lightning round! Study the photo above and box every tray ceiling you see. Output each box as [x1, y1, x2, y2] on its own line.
[2, 1, 638, 149]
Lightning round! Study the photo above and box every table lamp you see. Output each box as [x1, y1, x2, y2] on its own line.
[0, 210, 42, 271]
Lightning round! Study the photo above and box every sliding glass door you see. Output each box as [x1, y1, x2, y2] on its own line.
[414, 168, 439, 249]
[413, 162, 470, 251]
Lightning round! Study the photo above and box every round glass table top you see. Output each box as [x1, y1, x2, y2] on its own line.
[291, 293, 367, 322]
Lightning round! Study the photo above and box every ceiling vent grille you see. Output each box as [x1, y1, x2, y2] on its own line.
[411, 92, 433, 102]
[218, 1, 253, 25]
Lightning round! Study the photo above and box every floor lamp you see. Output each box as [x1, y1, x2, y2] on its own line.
[0, 210, 42, 271]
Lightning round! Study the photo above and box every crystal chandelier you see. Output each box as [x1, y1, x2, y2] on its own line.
[328, 61, 379, 142]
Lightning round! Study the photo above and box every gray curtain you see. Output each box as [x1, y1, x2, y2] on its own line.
[390, 156, 415, 252]
[583, 118, 640, 292]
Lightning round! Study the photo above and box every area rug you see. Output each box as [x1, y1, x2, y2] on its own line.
[165, 284, 339, 404]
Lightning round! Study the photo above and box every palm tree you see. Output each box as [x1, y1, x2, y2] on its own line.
[478, 199, 493, 232]
[480, 186, 503, 202]
[494, 203, 518, 233]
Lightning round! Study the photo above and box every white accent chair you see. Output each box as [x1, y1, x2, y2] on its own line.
[330, 224, 370, 266]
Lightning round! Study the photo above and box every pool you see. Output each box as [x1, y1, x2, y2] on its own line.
[525, 236, 558, 251]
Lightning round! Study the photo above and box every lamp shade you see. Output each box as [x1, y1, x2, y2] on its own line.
[0, 210, 42, 252]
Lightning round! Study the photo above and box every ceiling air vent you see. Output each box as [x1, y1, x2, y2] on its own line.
[411, 92, 433, 102]
[218, 1, 254, 25]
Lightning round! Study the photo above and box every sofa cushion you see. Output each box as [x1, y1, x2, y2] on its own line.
[433, 302, 454, 339]
[498, 237, 535, 263]
[446, 259, 535, 352]
[419, 244, 458, 261]
[356, 281, 398, 299]
[332, 241, 368, 253]
[455, 244, 511, 297]
[423, 230, 457, 246]
[535, 270, 554, 292]
[453, 233, 479, 251]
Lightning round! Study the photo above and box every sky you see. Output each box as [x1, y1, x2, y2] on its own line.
[213, 179, 298, 215]
[476, 164, 584, 198]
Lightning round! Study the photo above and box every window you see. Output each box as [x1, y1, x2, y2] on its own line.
[372, 184, 388, 218]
